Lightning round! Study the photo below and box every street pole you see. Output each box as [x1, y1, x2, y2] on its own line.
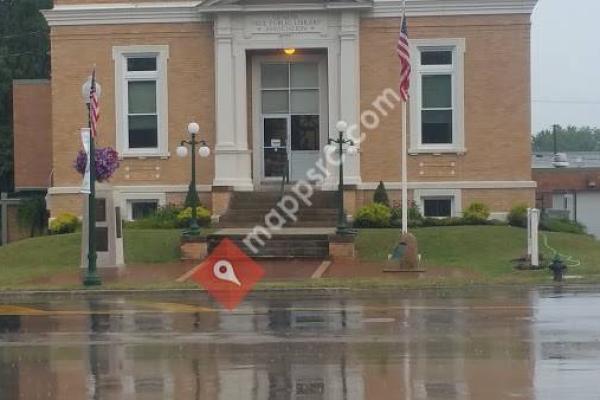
[553, 124, 558, 155]
[83, 103, 101, 286]
[337, 128, 346, 234]
[177, 122, 210, 237]
[189, 132, 200, 235]
[328, 122, 356, 236]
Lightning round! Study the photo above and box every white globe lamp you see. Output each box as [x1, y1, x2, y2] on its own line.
[176, 146, 188, 158]
[198, 145, 211, 158]
[187, 122, 200, 136]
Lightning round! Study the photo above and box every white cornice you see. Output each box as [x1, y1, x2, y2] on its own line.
[43, 0, 537, 27]
[357, 180, 537, 190]
[42, 1, 206, 26]
[369, 0, 538, 18]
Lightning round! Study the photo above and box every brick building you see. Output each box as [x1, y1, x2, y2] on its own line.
[533, 152, 600, 237]
[15, 0, 537, 222]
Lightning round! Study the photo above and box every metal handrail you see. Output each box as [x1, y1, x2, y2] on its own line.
[279, 151, 290, 200]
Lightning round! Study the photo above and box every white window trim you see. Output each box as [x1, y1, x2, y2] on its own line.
[113, 45, 170, 158]
[121, 192, 167, 221]
[409, 38, 466, 154]
[414, 188, 462, 218]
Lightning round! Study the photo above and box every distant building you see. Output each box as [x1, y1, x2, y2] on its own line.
[533, 152, 600, 237]
[14, 0, 537, 223]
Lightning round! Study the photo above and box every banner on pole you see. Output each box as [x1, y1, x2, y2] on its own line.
[80, 128, 91, 194]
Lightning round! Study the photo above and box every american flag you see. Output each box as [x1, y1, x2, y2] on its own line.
[396, 7, 411, 102]
[90, 69, 100, 139]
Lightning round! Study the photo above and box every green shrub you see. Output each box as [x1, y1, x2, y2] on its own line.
[373, 181, 390, 207]
[541, 217, 586, 234]
[390, 201, 423, 228]
[49, 213, 80, 235]
[422, 217, 465, 227]
[508, 204, 528, 228]
[17, 194, 47, 237]
[176, 206, 212, 228]
[462, 202, 490, 224]
[353, 203, 391, 228]
[125, 205, 181, 229]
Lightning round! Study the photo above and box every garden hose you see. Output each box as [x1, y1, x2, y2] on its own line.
[541, 233, 582, 268]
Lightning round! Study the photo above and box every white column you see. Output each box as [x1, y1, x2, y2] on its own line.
[338, 11, 361, 185]
[213, 14, 253, 190]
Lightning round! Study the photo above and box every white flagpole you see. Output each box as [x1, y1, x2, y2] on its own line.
[401, 100, 408, 235]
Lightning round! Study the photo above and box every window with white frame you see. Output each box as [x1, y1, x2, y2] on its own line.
[422, 197, 453, 218]
[128, 200, 159, 221]
[113, 45, 169, 157]
[415, 189, 461, 218]
[410, 39, 465, 153]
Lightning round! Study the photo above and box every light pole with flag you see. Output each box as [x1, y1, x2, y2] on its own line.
[82, 69, 102, 286]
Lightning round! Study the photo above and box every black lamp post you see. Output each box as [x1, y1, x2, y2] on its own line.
[81, 76, 101, 287]
[327, 120, 358, 236]
[176, 122, 211, 237]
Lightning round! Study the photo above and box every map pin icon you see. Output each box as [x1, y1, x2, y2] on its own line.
[213, 260, 242, 286]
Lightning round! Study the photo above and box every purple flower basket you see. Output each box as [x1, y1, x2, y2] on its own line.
[74, 147, 120, 183]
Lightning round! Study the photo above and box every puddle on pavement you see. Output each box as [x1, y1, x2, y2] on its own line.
[0, 288, 599, 399]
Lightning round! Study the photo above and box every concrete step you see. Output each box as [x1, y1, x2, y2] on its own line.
[207, 229, 332, 258]
[229, 191, 337, 209]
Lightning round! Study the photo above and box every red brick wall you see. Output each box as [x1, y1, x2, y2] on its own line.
[13, 80, 53, 189]
[533, 168, 600, 192]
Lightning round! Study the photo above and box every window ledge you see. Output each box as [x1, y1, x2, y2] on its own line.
[119, 152, 170, 160]
[408, 147, 466, 155]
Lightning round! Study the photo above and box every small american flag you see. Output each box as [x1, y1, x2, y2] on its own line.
[396, 6, 411, 102]
[90, 69, 100, 139]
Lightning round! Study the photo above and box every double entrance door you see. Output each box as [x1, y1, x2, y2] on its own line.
[258, 56, 327, 182]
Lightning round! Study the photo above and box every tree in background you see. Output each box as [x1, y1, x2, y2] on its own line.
[0, 0, 52, 192]
[532, 125, 600, 152]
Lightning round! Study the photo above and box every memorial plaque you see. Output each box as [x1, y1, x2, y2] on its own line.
[96, 227, 109, 252]
[95, 198, 106, 223]
[115, 207, 122, 239]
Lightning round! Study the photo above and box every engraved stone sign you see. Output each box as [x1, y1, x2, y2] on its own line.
[247, 13, 325, 35]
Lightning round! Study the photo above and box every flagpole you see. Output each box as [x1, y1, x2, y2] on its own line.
[401, 101, 408, 234]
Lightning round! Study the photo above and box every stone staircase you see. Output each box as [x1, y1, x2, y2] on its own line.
[207, 228, 334, 259]
[211, 191, 338, 258]
[217, 191, 338, 228]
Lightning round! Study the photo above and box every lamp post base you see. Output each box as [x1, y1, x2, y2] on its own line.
[83, 272, 102, 287]
[335, 225, 357, 236]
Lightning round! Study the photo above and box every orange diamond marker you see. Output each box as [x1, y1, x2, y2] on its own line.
[190, 238, 265, 310]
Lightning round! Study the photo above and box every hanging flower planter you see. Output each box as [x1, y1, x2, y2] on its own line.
[74, 147, 120, 183]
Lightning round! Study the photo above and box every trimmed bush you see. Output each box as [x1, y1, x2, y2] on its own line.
[353, 203, 392, 228]
[176, 206, 212, 228]
[373, 181, 390, 207]
[125, 205, 181, 230]
[508, 204, 528, 228]
[541, 217, 586, 234]
[390, 201, 423, 228]
[422, 217, 465, 227]
[462, 202, 490, 224]
[49, 213, 80, 235]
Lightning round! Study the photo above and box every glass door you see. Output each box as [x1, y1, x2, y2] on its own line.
[263, 117, 289, 178]
[260, 61, 321, 181]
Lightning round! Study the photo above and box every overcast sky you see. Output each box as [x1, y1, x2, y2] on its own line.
[531, 0, 600, 133]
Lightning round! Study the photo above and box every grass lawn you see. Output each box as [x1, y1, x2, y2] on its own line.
[1, 226, 599, 290]
[356, 226, 600, 282]
[0, 229, 183, 288]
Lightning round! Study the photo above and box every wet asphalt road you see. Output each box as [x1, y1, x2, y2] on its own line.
[0, 288, 599, 400]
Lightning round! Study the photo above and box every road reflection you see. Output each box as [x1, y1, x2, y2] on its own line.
[0, 288, 599, 399]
